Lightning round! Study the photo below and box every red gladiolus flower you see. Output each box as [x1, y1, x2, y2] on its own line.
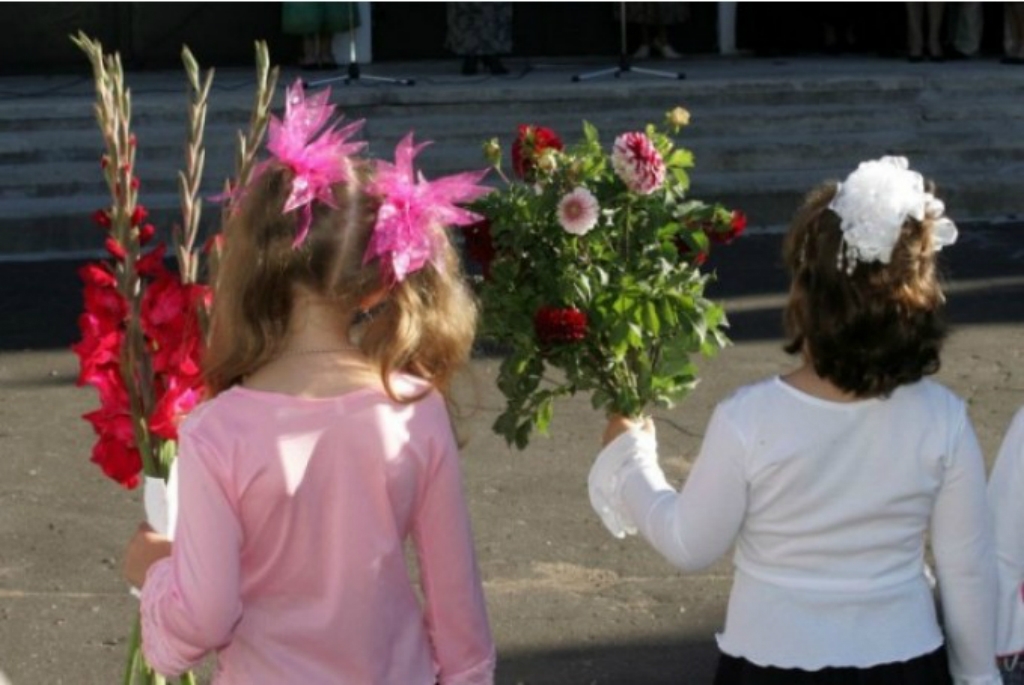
[461, 218, 496, 277]
[149, 376, 202, 441]
[142, 274, 206, 377]
[73, 321, 124, 388]
[534, 306, 588, 345]
[79, 262, 127, 326]
[136, 243, 168, 278]
[141, 273, 190, 332]
[90, 431, 142, 489]
[83, 284, 127, 323]
[82, 406, 141, 488]
[92, 209, 112, 230]
[79, 262, 116, 289]
[160, 319, 204, 380]
[80, 364, 129, 409]
[511, 125, 563, 180]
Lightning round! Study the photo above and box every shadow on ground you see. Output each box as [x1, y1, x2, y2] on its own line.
[1, 224, 1021, 351]
[498, 636, 719, 685]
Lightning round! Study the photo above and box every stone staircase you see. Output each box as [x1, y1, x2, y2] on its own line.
[2, 58, 1024, 257]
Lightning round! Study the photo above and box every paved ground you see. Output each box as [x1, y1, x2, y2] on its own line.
[1, 221, 1023, 684]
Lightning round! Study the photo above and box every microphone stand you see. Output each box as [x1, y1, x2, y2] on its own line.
[308, 3, 415, 88]
[572, 1, 685, 82]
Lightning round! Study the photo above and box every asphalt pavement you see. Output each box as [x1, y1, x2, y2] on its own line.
[1, 225, 1023, 684]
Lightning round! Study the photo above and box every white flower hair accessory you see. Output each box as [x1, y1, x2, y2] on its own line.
[828, 155, 957, 273]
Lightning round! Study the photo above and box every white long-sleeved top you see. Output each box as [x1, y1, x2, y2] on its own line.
[589, 376, 999, 684]
[989, 407, 1024, 658]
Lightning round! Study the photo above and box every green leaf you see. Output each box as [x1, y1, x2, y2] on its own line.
[668, 148, 695, 169]
[158, 439, 178, 478]
[514, 421, 533, 450]
[573, 273, 592, 303]
[535, 395, 555, 435]
[671, 167, 690, 191]
[494, 410, 519, 446]
[643, 300, 661, 336]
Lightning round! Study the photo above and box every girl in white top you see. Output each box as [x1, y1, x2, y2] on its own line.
[990, 409, 1024, 683]
[589, 157, 1000, 685]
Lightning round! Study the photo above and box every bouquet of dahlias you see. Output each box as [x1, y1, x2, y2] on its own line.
[70, 33, 278, 684]
[468, 109, 746, 448]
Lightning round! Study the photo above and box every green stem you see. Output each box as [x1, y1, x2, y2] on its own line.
[494, 164, 511, 185]
[123, 615, 142, 685]
[623, 196, 632, 262]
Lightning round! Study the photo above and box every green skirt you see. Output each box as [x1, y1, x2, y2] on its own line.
[282, 2, 359, 35]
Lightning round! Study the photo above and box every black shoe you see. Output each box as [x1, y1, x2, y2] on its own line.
[482, 55, 509, 76]
[461, 56, 479, 76]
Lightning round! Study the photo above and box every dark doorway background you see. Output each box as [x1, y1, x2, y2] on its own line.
[0, 3, 1011, 75]
[3, 2, 717, 74]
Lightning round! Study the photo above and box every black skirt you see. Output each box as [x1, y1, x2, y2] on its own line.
[713, 646, 952, 685]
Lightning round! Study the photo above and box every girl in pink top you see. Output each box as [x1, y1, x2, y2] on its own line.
[121, 81, 496, 684]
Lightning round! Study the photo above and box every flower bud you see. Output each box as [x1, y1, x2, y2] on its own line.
[535, 149, 559, 175]
[665, 107, 691, 133]
[483, 138, 502, 166]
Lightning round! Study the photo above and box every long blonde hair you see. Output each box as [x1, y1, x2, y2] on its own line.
[203, 163, 479, 403]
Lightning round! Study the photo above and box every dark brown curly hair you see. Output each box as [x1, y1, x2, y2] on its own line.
[782, 181, 948, 397]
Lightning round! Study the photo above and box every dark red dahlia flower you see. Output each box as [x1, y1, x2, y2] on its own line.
[710, 210, 747, 245]
[534, 306, 588, 345]
[511, 125, 564, 180]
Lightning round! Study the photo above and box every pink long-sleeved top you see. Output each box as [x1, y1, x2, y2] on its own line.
[140, 378, 495, 684]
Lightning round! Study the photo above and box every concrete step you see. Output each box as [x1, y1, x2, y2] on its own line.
[3, 165, 1018, 259]
[10, 124, 1024, 201]
[5, 59, 1024, 256]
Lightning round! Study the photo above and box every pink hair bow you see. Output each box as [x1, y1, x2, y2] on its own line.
[262, 79, 366, 246]
[365, 133, 491, 283]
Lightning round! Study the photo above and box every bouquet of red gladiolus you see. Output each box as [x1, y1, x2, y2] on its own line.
[70, 33, 278, 685]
